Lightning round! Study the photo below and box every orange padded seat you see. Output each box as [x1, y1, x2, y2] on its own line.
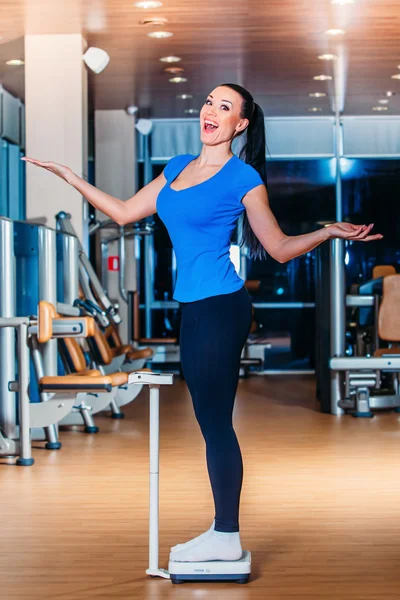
[39, 375, 113, 393]
[378, 275, 400, 342]
[374, 346, 400, 357]
[77, 369, 102, 377]
[105, 322, 155, 360]
[126, 347, 154, 360]
[372, 265, 396, 280]
[108, 371, 129, 386]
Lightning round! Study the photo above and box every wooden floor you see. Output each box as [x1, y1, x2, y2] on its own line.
[1, 375, 400, 600]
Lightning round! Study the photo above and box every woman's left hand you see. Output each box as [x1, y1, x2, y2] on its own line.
[326, 222, 383, 242]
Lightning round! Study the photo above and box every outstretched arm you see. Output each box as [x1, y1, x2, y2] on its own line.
[242, 185, 383, 263]
[21, 157, 165, 225]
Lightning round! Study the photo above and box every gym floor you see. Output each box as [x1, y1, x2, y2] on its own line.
[1, 376, 400, 600]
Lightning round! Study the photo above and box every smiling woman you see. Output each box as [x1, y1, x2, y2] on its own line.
[21, 80, 382, 568]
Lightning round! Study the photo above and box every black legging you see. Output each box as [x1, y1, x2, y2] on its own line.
[179, 286, 253, 533]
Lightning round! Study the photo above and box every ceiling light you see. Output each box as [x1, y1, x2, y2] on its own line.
[83, 47, 110, 73]
[140, 17, 168, 26]
[160, 56, 181, 63]
[184, 108, 199, 114]
[313, 75, 332, 81]
[378, 99, 389, 105]
[169, 77, 187, 83]
[309, 92, 326, 97]
[325, 29, 345, 35]
[134, 1, 163, 8]
[164, 67, 184, 74]
[177, 94, 193, 99]
[391, 74, 400, 80]
[372, 106, 388, 111]
[385, 91, 395, 97]
[331, 0, 355, 4]
[147, 31, 173, 38]
[318, 54, 337, 61]
[5, 59, 24, 66]
[308, 107, 323, 112]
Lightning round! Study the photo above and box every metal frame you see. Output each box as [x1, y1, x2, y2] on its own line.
[127, 371, 174, 579]
[329, 236, 400, 416]
[0, 217, 16, 439]
[0, 316, 87, 465]
[56, 211, 122, 325]
[0, 318, 31, 465]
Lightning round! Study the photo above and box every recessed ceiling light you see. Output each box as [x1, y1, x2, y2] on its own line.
[164, 66, 184, 74]
[378, 99, 389, 105]
[325, 29, 345, 35]
[372, 106, 388, 111]
[385, 91, 395, 97]
[177, 94, 193, 99]
[169, 77, 187, 83]
[391, 74, 400, 80]
[134, 1, 163, 8]
[160, 56, 181, 63]
[140, 17, 168, 26]
[331, 0, 355, 4]
[147, 31, 173, 38]
[313, 75, 332, 81]
[5, 59, 24, 66]
[184, 108, 199, 114]
[308, 107, 323, 112]
[318, 54, 337, 61]
[309, 92, 326, 97]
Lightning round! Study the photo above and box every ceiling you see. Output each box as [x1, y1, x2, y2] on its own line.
[0, 0, 400, 118]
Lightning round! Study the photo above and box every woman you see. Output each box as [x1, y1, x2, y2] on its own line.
[22, 83, 382, 563]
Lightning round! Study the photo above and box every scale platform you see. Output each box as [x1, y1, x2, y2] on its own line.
[168, 550, 251, 584]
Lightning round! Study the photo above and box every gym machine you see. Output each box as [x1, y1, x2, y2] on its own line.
[316, 238, 400, 416]
[56, 211, 121, 326]
[1, 217, 86, 449]
[0, 298, 101, 464]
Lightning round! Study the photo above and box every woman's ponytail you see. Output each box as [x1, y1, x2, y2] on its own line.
[222, 84, 269, 261]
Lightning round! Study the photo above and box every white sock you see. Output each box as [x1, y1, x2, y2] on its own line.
[170, 520, 215, 552]
[169, 530, 242, 562]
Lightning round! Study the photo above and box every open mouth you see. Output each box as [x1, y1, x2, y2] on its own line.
[203, 119, 219, 133]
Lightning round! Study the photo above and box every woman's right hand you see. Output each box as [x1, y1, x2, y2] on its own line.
[21, 157, 73, 183]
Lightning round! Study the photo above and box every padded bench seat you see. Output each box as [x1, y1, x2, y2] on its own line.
[110, 345, 153, 361]
[39, 375, 113, 393]
[139, 338, 177, 345]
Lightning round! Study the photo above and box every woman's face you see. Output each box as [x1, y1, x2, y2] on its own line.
[199, 86, 249, 147]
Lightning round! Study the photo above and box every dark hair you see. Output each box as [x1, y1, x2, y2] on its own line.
[221, 83, 268, 261]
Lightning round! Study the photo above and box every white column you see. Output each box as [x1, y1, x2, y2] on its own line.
[95, 109, 136, 208]
[24, 34, 88, 242]
[95, 110, 137, 342]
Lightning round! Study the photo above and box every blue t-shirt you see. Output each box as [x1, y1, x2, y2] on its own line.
[156, 153, 264, 302]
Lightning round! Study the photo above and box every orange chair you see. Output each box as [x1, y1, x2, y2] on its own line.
[372, 265, 396, 280]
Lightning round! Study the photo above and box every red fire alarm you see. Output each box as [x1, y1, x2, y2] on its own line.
[108, 256, 120, 271]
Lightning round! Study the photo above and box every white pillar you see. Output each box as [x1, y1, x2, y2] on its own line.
[95, 110, 137, 342]
[24, 34, 88, 242]
[95, 110, 136, 209]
